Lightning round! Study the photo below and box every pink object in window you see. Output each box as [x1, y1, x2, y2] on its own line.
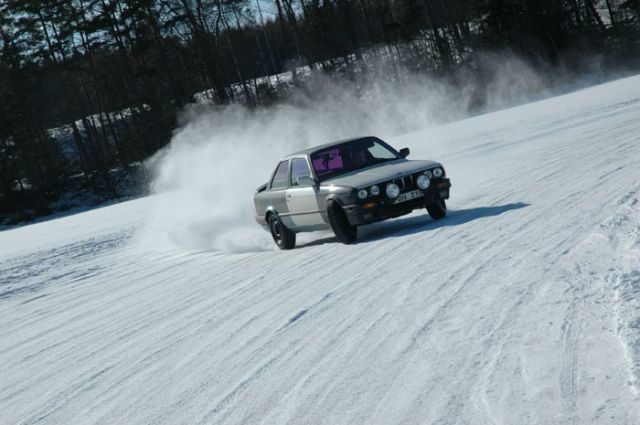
[312, 148, 344, 175]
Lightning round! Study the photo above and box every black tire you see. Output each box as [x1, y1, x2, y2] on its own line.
[327, 200, 358, 244]
[268, 213, 296, 250]
[426, 199, 447, 220]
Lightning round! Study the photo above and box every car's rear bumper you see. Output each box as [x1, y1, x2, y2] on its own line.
[343, 178, 451, 226]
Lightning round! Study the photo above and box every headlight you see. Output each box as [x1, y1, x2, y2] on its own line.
[386, 183, 400, 198]
[433, 167, 444, 178]
[370, 185, 380, 196]
[424, 170, 433, 178]
[358, 189, 368, 199]
[417, 175, 430, 189]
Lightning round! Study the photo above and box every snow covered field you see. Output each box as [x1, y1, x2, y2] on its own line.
[2, 75, 640, 424]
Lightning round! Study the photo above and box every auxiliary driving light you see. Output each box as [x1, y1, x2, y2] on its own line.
[417, 175, 430, 190]
[386, 183, 400, 199]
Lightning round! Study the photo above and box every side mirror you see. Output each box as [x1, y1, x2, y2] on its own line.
[399, 147, 410, 158]
[297, 176, 317, 187]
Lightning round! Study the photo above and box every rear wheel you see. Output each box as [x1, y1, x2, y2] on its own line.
[327, 200, 357, 244]
[426, 199, 447, 220]
[268, 213, 296, 249]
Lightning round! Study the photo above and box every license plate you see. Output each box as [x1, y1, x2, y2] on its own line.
[394, 189, 424, 204]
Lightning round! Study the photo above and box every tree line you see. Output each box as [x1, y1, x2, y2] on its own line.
[1, 0, 639, 223]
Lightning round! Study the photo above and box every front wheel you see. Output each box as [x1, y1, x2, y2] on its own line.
[327, 200, 358, 244]
[426, 199, 447, 220]
[268, 213, 296, 249]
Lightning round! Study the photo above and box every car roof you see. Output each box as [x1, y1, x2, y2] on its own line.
[286, 136, 379, 158]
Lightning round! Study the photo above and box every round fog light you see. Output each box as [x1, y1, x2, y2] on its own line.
[417, 175, 430, 189]
[386, 183, 400, 199]
[358, 189, 368, 200]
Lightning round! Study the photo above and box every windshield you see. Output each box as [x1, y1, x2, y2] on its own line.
[310, 138, 400, 181]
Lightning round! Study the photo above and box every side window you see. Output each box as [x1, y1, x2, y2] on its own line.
[270, 160, 290, 190]
[290, 158, 312, 186]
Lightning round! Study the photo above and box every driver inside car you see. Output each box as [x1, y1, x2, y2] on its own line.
[350, 148, 369, 168]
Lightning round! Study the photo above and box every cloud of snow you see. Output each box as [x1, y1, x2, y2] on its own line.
[463, 52, 550, 111]
[140, 55, 548, 253]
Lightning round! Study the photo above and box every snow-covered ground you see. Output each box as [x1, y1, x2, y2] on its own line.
[2, 76, 640, 424]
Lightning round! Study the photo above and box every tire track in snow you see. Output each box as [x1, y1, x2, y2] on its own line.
[183, 247, 408, 423]
[372, 206, 544, 424]
[387, 173, 591, 422]
[453, 167, 640, 424]
[559, 302, 579, 425]
[606, 188, 640, 398]
[402, 211, 538, 354]
[472, 227, 592, 425]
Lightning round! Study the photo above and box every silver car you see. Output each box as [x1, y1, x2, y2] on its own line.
[254, 136, 451, 249]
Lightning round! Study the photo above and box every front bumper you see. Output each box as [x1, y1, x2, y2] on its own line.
[343, 178, 451, 226]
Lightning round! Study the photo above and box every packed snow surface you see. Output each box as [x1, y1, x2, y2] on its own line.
[2, 76, 640, 424]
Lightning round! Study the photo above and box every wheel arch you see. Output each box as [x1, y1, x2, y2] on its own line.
[324, 194, 347, 209]
[264, 206, 279, 221]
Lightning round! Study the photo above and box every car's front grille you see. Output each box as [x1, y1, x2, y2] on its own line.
[393, 173, 419, 191]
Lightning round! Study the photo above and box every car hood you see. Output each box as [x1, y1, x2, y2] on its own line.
[322, 159, 441, 189]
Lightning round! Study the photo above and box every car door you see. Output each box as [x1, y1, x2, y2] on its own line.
[266, 159, 295, 227]
[285, 157, 324, 229]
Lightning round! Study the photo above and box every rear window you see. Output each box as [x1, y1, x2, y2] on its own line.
[271, 160, 289, 190]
